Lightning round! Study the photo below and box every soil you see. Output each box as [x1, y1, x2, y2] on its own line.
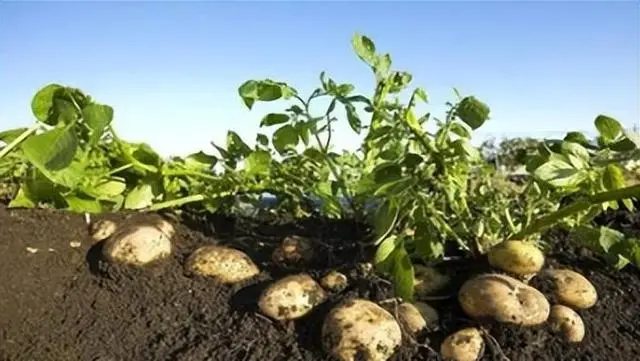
[0, 202, 639, 361]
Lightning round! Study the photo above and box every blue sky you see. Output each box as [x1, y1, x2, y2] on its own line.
[1, 1, 638, 157]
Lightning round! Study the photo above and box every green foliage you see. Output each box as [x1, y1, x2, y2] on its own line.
[0, 32, 638, 303]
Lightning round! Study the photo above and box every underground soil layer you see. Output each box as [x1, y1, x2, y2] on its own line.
[0, 203, 639, 361]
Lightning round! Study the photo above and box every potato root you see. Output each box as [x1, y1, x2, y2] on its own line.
[272, 235, 315, 268]
[549, 304, 585, 343]
[541, 269, 597, 309]
[322, 298, 402, 361]
[458, 273, 550, 326]
[321, 270, 348, 292]
[440, 327, 484, 361]
[488, 240, 545, 276]
[397, 301, 439, 334]
[259, 273, 327, 321]
[102, 218, 174, 266]
[414, 265, 450, 297]
[186, 245, 260, 284]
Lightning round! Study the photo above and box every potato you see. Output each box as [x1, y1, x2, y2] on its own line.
[102, 219, 173, 266]
[549, 304, 585, 343]
[414, 265, 450, 297]
[440, 327, 484, 361]
[186, 245, 260, 284]
[258, 273, 327, 321]
[541, 268, 597, 309]
[89, 219, 118, 242]
[458, 273, 550, 326]
[397, 301, 439, 334]
[321, 270, 348, 292]
[272, 235, 315, 268]
[322, 298, 402, 361]
[487, 240, 545, 276]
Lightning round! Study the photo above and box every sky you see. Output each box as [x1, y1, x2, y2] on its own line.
[1, 1, 638, 158]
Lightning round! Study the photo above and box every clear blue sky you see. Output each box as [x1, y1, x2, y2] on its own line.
[1, 1, 638, 157]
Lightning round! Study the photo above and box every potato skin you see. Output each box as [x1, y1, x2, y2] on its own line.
[272, 235, 315, 268]
[440, 327, 484, 361]
[258, 274, 327, 321]
[103, 223, 172, 266]
[397, 301, 438, 334]
[89, 219, 118, 242]
[321, 270, 348, 292]
[549, 304, 585, 343]
[322, 299, 402, 361]
[186, 245, 260, 284]
[487, 240, 545, 276]
[542, 269, 597, 309]
[413, 265, 450, 297]
[458, 273, 550, 326]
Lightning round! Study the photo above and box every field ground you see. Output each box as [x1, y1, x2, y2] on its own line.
[1, 202, 639, 361]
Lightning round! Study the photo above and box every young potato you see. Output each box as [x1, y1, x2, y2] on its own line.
[322, 299, 402, 361]
[102, 219, 174, 267]
[89, 219, 118, 242]
[540, 268, 597, 309]
[440, 327, 484, 361]
[487, 240, 545, 276]
[186, 245, 260, 284]
[549, 304, 585, 343]
[396, 301, 439, 334]
[458, 273, 550, 326]
[272, 235, 315, 269]
[413, 265, 450, 297]
[321, 270, 348, 292]
[258, 273, 327, 321]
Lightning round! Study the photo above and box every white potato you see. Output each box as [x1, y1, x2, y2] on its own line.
[458, 273, 550, 326]
[321, 270, 348, 292]
[414, 265, 450, 297]
[322, 299, 402, 361]
[186, 245, 260, 284]
[89, 219, 118, 242]
[487, 240, 545, 276]
[541, 268, 597, 309]
[397, 301, 439, 334]
[440, 327, 484, 361]
[272, 235, 315, 268]
[258, 273, 327, 321]
[549, 304, 585, 343]
[102, 217, 174, 266]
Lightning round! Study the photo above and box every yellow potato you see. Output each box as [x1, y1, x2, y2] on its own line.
[258, 273, 327, 321]
[322, 299, 402, 361]
[396, 301, 439, 334]
[542, 269, 597, 309]
[549, 304, 585, 343]
[458, 273, 550, 326]
[102, 220, 173, 266]
[186, 245, 260, 284]
[321, 270, 348, 292]
[440, 327, 484, 361]
[89, 219, 118, 242]
[414, 265, 450, 297]
[487, 240, 545, 276]
[272, 235, 315, 268]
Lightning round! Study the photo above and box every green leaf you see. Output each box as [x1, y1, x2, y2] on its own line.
[560, 142, 590, 170]
[564, 131, 590, 146]
[245, 150, 271, 177]
[83, 103, 114, 143]
[0, 127, 29, 144]
[81, 179, 127, 199]
[352, 33, 376, 66]
[256, 133, 269, 147]
[374, 176, 416, 197]
[373, 199, 400, 245]
[414, 88, 428, 103]
[260, 113, 290, 127]
[534, 157, 587, 188]
[603, 164, 626, 191]
[373, 162, 402, 184]
[449, 122, 471, 138]
[594, 115, 622, 144]
[30, 128, 78, 170]
[184, 151, 217, 170]
[374, 235, 402, 267]
[295, 122, 311, 146]
[389, 71, 413, 93]
[238, 79, 296, 109]
[272, 125, 299, 154]
[124, 183, 155, 209]
[392, 245, 415, 301]
[345, 103, 362, 134]
[455, 96, 490, 130]
[31, 84, 64, 123]
[65, 195, 103, 213]
[453, 138, 481, 160]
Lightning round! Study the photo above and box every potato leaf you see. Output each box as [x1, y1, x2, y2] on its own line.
[594, 115, 622, 145]
[373, 199, 400, 245]
[392, 244, 415, 301]
[83, 103, 114, 144]
[272, 125, 298, 154]
[455, 96, 490, 130]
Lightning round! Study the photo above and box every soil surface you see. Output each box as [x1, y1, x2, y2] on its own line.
[1, 203, 639, 361]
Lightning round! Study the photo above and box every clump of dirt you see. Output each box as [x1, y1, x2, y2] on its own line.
[0, 203, 639, 361]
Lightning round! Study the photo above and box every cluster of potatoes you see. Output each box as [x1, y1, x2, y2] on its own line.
[89, 217, 598, 361]
[444, 240, 598, 361]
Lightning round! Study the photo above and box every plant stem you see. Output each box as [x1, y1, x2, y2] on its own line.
[0, 124, 40, 160]
[163, 169, 219, 181]
[144, 194, 206, 211]
[513, 183, 640, 239]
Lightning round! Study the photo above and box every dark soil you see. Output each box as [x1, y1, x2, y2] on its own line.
[0, 203, 639, 361]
